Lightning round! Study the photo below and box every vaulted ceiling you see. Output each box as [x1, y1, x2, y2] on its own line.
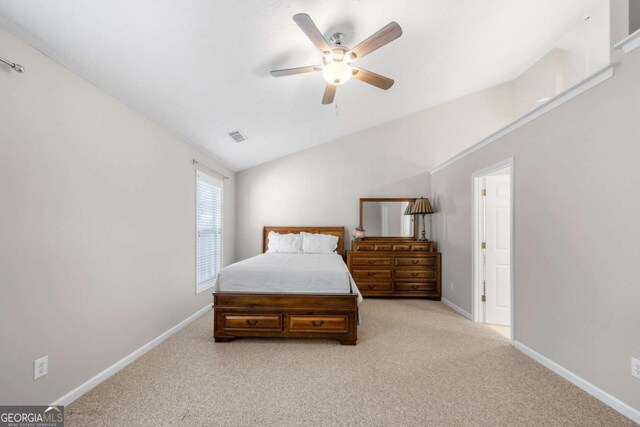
[0, 0, 603, 170]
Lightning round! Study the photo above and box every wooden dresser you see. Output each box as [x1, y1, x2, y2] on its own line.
[347, 240, 441, 299]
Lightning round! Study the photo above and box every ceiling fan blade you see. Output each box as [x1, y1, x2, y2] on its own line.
[351, 67, 394, 90]
[347, 22, 402, 61]
[322, 84, 336, 104]
[293, 13, 332, 55]
[270, 65, 323, 77]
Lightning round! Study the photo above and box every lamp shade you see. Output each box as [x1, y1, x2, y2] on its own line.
[403, 201, 414, 215]
[410, 197, 434, 215]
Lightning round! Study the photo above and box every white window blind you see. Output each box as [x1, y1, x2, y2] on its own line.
[196, 170, 223, 292]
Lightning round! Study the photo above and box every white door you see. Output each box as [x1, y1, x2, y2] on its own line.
[483, 174, 511, 325]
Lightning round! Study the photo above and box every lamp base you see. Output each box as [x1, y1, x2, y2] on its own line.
[416, 213, 429, 241]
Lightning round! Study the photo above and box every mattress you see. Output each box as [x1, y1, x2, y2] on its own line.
[215, 253, 362, 302]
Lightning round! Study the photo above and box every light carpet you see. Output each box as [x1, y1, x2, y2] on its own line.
[66, 300, 634, 426]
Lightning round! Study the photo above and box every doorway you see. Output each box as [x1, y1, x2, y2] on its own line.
[472, 159, 514, 342]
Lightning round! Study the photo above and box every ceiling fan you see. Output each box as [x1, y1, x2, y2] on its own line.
[270, 14, 402, 105]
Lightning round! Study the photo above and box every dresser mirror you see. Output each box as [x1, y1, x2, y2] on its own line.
[359, 198, 416, 239]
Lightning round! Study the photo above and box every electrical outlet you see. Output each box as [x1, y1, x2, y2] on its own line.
[632, 358, 640, 380]
[34, 356, 48, 380]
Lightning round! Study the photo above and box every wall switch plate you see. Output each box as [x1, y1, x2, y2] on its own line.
[632, 358, 640, 380]
[34, 355, 48, 380]
[450, 282, 454, 290]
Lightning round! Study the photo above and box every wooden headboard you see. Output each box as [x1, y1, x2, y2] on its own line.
[262, 226, 345, 255]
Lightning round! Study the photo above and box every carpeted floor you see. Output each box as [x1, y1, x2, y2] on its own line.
[66, 300, 634, 426]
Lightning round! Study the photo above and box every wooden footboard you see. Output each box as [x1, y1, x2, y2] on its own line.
[213, 293, 358, 345]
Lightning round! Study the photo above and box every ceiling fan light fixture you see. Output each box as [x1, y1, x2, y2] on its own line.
[322, 61, 352, 85]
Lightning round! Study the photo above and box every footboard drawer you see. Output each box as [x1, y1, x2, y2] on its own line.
[221, 314, 282, 332]
[287, 315, 348, 333]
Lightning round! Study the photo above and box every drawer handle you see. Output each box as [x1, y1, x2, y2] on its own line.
[411, 260, 419, 264]
[311, 320, 325, 327]
[245, 319, 259, 326]
[368, 260, 375, 264]
[367, 272, 376, 276]
[411, 272, 419, 277]
[367, 284, 376, 289]
[411, 284, 419, 289]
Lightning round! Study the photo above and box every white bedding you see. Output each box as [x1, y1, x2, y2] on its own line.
[215, 253, 362, 302]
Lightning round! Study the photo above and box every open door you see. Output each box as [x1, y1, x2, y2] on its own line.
[483, 173, 511, 325]
[473, 159, 514, 341]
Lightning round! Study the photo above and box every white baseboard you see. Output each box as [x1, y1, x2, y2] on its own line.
[52, 304, 212, 406]
[513, 340, 640, 424]
[441, 297, 472, 320]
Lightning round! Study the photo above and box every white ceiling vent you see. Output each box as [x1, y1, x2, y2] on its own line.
[227, 130, 247, 143]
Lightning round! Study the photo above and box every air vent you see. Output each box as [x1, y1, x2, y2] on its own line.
[227, 130, 247, 143]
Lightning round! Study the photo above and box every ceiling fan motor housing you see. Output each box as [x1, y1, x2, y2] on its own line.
[323, 45, 350, 64]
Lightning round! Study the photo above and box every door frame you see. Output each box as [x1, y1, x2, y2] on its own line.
[471, 157, 515, 343]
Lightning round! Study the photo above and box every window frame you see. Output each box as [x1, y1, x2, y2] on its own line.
[195, 169, 223, 294]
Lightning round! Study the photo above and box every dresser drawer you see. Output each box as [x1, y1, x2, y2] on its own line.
[358, 282, 392, 291]
[352, 269, 391, 279]
[392, 244, 411, 251]
[374, 244, 393, 251]
[395, 257, 437, 267]
[395, 270, 436, 280]
[350, 257, 391, 266]
[287, 315, 348, 333]
[352, 243, 394, 251]
[410, 244, 432, 252]
[221, 314, 282, 332]
[354, 243, 375, 251]
[395, 282, 437, 292]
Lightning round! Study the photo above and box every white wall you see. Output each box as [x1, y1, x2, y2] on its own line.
[0, 28, 235, 405]
[235, 83, 514, 260]
[431, 47, 640, 413]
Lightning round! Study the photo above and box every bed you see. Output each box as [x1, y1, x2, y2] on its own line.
[213, 226, 360, 345]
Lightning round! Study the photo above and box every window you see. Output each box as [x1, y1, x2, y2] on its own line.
[196, 170, 223, 293]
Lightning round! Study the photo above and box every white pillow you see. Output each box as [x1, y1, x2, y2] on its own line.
[301, 232, 339, 254]
[267, 231, 302, 253]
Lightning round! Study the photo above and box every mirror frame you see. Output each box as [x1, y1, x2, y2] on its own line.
[359, 197, 417, 240]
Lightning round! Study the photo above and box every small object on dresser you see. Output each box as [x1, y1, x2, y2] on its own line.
[353, 226, 366, 241]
